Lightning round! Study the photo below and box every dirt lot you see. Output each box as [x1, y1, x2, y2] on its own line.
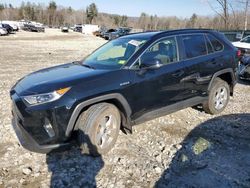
[0, 29, 250, 188]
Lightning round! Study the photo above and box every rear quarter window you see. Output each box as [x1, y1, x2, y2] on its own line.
[182, 34, 207, 59]
[207, 34, 224, 52]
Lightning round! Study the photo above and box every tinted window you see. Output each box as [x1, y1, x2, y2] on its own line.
[182, 34, 207, 58]
[141, 37, 178, 65]
[207, 34, 224, 51]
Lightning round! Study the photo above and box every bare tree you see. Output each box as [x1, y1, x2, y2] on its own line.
[207, 0, 231, 29]
[138, 12, 148, 30]
[244, 0, 249, 30]
[47, 1, 57, 26]
[186, 13, 198, 28]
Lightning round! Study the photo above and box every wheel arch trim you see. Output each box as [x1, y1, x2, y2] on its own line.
[208, 68, 236, 92]
[65, 93, 132, 137]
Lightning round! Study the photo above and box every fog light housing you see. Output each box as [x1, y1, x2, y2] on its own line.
[43, 118, 55, 137]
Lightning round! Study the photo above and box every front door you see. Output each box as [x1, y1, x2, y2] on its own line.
[128, 37, 188, 119]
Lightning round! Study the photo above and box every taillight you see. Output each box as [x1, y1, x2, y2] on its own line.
[237, 49, 241, 57]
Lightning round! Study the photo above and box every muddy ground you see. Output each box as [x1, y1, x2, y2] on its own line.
[0, 29, 249, 188]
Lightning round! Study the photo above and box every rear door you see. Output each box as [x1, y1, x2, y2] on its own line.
[198, 33, 226, 92]
[178, 34, 212, 98]
[178, 33, 227, 98]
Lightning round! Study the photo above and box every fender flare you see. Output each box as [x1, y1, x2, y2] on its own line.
[65, 93, 132, 137]
[207, 68, 236, 92]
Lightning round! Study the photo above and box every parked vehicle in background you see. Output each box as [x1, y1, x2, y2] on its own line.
[100, 28, 107, 38]
[73, 24, 82, 32]
[23, 23, 45, 32]
[232, 35, 250, 55]
[232, 35, 250, 47]
[221, 30, 250, 42]
[109, 27, 132, 40]
[0, 27, 8, 36]
[238, 55, 250, 80]
[1, 21, 19, 31]
[82, 24, 99, 35]
[61, 26, 69, 32]
[93, 30, 101, 36]
[1, 23, 13, 34]
[93, 26, 106, 37]
[10, 29, 238, 156]
[103, 28, 116, 39]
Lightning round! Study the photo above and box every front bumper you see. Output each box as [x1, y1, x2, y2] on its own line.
[12, 116, 69, 153]
[10, 90, 73, 153]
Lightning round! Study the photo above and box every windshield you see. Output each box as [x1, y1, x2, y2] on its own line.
[83, 38, 148, 69]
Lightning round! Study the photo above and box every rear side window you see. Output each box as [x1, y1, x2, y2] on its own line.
[207, 34, 224, 51]
[182, 34, 207, 59]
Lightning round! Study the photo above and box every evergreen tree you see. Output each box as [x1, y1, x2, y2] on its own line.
[86, 3, 98, 24]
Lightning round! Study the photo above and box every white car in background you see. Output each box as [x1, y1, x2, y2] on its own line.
[232, 36, 250, 50]
[0, 27, 7, 35]
[1, 21, 19, 31]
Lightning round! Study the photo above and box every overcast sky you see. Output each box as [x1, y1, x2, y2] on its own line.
[2, 0, 215, 18]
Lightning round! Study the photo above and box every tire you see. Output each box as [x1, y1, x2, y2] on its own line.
[202, 78, 230, 115]
[77, 103, 121, 156]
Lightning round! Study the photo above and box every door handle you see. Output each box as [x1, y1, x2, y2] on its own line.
[172, 70, 184, 77]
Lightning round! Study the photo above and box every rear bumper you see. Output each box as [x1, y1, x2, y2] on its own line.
[12, 116, 69, 154]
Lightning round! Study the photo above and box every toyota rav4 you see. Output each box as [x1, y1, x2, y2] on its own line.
[10, 29, 238, 156]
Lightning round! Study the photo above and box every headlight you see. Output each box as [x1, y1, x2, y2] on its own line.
[23, 87, 71, 105]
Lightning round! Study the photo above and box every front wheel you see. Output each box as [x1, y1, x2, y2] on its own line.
[203, 78, 230, 115]
[77, 103, 121, 156]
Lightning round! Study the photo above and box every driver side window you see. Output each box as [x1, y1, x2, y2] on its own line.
[133, 37, 178, 68]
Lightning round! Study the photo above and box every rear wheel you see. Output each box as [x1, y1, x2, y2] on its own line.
[77, 103, 121, 156]
[203, 78, 230, 115]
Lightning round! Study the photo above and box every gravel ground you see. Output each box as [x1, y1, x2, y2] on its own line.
[0, 29, 250, 188]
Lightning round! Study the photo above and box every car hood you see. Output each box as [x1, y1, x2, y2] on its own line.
[12, 62, 109, 96]
[232, 41, 250, 49]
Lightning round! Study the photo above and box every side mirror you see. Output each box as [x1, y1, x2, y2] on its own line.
[140, 58, 163, 70]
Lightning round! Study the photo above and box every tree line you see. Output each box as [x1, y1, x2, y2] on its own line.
[0, 1, 250, 30]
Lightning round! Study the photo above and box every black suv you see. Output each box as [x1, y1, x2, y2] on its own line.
[10, 29, 238, 156]
[109, 27, 131, 40]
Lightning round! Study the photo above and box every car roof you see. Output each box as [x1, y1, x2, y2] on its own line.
[121, 29, 215, 40]
[121, 31, 161, 39]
